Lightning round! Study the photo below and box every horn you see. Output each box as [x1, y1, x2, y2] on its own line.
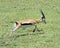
[41, 9, 45, 19]
[41, 9, 46, 24]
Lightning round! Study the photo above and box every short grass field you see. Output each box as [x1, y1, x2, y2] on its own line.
[0, 0, 60, 48]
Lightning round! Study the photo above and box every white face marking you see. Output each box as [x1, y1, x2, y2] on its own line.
[43, 18, 45, 20]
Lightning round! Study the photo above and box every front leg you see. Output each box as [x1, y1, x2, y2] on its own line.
[37, 27, 40, 32]
[33, 25, 40, 32]
[33, 25, 37, 32]
[33, 28, 36, 32]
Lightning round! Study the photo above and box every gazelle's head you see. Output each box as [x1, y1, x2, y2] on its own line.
[41, 10, 46, 24]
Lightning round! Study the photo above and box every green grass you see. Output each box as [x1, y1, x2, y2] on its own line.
[0, 0, 60, 48]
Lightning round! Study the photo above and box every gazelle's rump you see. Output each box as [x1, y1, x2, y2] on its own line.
[10, 23, 17, 32]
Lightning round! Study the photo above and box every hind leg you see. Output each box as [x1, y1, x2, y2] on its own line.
[10, 23, 17, 32]
[9, 23, 21, 37]
[9, 23, 17, 37]
[10, 23, 21, 32]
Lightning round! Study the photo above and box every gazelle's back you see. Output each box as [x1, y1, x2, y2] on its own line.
[16, 18, 41, 24]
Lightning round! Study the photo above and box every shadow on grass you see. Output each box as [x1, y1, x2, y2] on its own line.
[0, 30, 44, 46]
[12, 31, 44, 40]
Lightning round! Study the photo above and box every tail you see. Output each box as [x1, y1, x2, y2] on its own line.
[40, 9, 46, 24]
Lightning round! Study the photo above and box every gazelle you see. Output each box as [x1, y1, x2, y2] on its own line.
[9, 10, 46, 36]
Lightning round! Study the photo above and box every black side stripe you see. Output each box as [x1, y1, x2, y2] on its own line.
[21, 23, 33, 25]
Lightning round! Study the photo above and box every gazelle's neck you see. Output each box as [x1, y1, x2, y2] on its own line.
[36, 19, 42, 23]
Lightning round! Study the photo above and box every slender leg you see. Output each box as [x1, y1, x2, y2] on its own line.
[11, 25, 20, 32]
[10, 23, 17, 32]
[33, 25, 37, 32]
[37, 28, 40, 32]
[33, 25, 40, 32]
[9, 23, 21, 37]
[36, 25, 40, 32]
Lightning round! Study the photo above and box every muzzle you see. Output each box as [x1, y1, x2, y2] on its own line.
[43, 19, 46, 24]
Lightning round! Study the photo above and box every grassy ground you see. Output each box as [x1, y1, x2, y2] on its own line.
[0, 0, 60, 48]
